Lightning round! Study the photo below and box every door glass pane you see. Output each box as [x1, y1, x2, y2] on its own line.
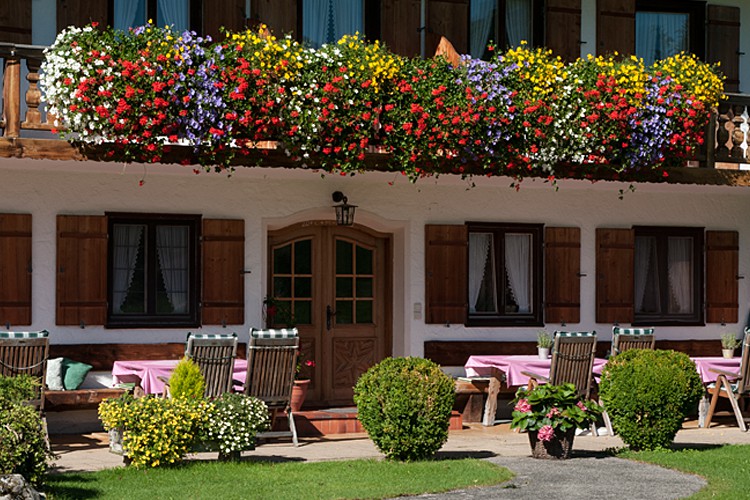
[356, 246, 373, 274]
[356, 301, 373, 324]
[295, 239, 312, 274]
[273, 277, 292, 298]
[336, 239, 353, 274]
[274, 244, 292, 274]
[336, 300, 353, 324]
[294, 300, 312, 325]
[295, 277, 312, 298]
[336, 277, 353, 298]
[112, 224, 146, 314]
[356, 278, 373, 298]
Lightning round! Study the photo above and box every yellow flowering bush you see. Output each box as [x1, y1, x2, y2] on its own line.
[653, 52, 725, 109]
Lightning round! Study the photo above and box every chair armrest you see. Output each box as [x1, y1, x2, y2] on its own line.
[708, 367, 742, 380]
[521, 370, 549, 383]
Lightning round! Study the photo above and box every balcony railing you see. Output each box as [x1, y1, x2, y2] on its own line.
[1, 42, 748, 173]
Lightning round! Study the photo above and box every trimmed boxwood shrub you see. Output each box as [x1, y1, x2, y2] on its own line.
[600, 349, 703, 451]
[353, 357, 455, 461]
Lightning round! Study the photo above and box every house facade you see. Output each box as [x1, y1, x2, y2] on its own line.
[0, 0, 749, 407]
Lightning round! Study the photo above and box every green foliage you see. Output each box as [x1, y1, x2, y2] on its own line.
[600, 349, 703, 451]
[536, 330, 553, 349]
[0, 375, 53, 487]
[200, 393, 270, 456]
[353, 357, 455, 461]
[720, 332, 740, 350]
[169, 357, 205, 400]
[510, 383, 602, 433]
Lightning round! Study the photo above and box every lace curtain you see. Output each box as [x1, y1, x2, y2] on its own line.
[668, 237, 693, 314]
[303, 0, 363, 48]
[636, 12, 688, 65]
[468, 233, 493, 312]
[504, 233, 531, 313]
[156, 226, 189, 314]
[505, 0, 531, 48]
[112, 225, 144, 313]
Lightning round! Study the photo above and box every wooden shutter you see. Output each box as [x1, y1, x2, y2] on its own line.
[202, 219, 245, 325]
[706, 230, 738, 324]
[56, 215, 107, 326]
[57, 0, 108, 32]
[545, 227, 580, 324]
[0, 0, 31, 44]
[546, 0, 581, 62]
[0, 214, 32, 326]
[596, 0, 634, 57]
[425, 224, 467, 324]
[707, 5, 740, 93]
[595, 228, 634, 324]
[381, 0, 421, 57]
[250, 0, 298, 37]
[426, 0, 469, 56]
[203, 0, 246, 43]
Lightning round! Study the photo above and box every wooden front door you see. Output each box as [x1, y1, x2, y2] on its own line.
[268, 222, 392, 406]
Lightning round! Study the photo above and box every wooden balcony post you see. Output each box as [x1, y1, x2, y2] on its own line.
[2, 56, 21, 138]
[22, 57, 43, 128]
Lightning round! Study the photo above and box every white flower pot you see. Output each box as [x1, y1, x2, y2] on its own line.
[722, 348, 734, 359]
[538, 347, 550, 360]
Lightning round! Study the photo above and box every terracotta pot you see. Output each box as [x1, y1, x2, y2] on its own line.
[290, 379, 310, 412]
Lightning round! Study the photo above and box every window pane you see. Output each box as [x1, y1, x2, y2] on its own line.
[635, 236, 661, 314]
[336, 300, 353, 324]
[636, 12, 689, 65]
[274, 277, 292, 298]
[295, 277, 312, 298]
[336, 239, 353, 274]
[470, 233, 497, 313]
[113, 0, 146, 31]
[504, 233, 532, 313]
[356, 278, 373, 298]
[274, 244, 292, 274]
[303, 0, 364, 48]
[505, 0, 531, 48]
[294, 239, 312, 274]
[356, 300, 373, 324]
[667, 236, 694, 314]
[336, 277, 353, 298]
[356, 245, 373, 274]
[294, 300, 312, 325]
[112, 224, 146, 314]
[156, 226, 189, 314]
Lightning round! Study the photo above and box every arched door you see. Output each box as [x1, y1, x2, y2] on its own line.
[268, 221, 392, 406]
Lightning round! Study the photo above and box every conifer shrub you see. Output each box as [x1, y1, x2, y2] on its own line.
[600, 349, 703, 450]
[169, 357, 205, 399]
[354, 357, 455, 461]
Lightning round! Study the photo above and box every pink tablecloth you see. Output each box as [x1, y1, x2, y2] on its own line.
[690, 356, 741, 383]
[112, 359, 247, 395]
[464, 355, 608, 387]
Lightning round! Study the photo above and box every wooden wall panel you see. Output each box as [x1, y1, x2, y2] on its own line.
[203, 0, 246, 42]
[425, 224, 467, 324]
[426, 0, 469, 56]
[381, 0, 421, 57]
[545, 227, 580, 324]
[546, 0, 581, 62]
[596, 0, 634, 56]
[595, 227, 634, 324]
[202, 218, 245, 325]
[57, 0, 109, 31]
[706, 230, 739, 324]
[250, 0, 298, 37]
[707, 5, 741, 93]
[0, 0, 31, 44]
[0, 214, 32, 326]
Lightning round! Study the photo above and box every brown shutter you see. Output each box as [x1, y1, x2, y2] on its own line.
[57, 0, 109, 31]
[202, 219, 245, 325]
[250, 0, 298, 37]
[56, 215, 107, 326]
[545, 227, 580, 324]
[706, 230, 738, 324]
[595, 228, 634, 324]
[596, 0, 635, 57]
[381, 0, 422, 57]
[707, 5, 740, 93]
[203, 0, 246, 43]
[0, 214, 32, 326]
[425, 224, 467, 324]
[426, 0, 469, 56]
[546, 0, 581, 63]
[0, 0, 31, 44]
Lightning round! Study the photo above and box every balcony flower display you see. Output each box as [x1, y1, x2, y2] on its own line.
[41, 23, 724, 185]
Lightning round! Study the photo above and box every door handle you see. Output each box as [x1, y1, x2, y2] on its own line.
[326, 305, 336, 331]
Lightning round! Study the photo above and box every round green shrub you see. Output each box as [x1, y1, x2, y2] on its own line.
[169, 357, 205, 400]
[600, 349, 703, 450]
[353, 356, 455, 461]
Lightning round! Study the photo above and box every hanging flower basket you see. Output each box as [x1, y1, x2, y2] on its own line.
[528, 427, 576, 459]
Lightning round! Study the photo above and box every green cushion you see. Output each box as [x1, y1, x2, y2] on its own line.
[46, 357, 65, 391]
[62, 358, 93, 390]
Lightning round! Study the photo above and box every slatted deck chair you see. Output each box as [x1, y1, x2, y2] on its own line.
[0, 330, 50, 413]
[161, 332, 238, 399]
[704, 329, 750, 431]
[611, 326, 656, 356]
[242, 328, 300, 446]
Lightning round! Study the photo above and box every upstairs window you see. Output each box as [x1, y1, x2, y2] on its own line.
[470, 0, 539, 59]
[112, 0, 191, 33]
[635, 0, 704, 65]
[302, 0, 364, 47]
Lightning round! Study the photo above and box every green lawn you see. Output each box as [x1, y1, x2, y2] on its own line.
[620, 444, 750, 499]
[45, 458, 513, 500]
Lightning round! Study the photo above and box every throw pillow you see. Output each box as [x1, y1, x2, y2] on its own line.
[62, 358, 93, 390]
[45, 357, 65, 391]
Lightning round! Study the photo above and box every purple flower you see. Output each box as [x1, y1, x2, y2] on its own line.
[514, 398, 532, 413]
[538, 425, 555, 442]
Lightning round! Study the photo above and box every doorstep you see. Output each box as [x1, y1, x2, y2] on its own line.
[275, 409, 463, 437]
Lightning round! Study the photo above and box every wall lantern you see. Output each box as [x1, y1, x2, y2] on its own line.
[332, 191, 356, 226]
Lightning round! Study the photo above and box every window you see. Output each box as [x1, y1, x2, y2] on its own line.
[467, 222, 543, 326]
[112, 0, 193, 33]
[107, 214, 200, 327]
[470, 0, 540, 59]
[633, 226, 703, 325]
[635, 0, 705, 65]
[302, 0, 364, 47]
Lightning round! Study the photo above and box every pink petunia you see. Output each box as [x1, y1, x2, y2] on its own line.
[546, 407, 561, 419]
[538, 425, 555, 442]
[577, 401, 588, 411]
[514, 398, 531, 413]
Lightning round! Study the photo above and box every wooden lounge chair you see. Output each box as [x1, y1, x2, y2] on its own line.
[611, 326, 656, 356]
[162, 332, 238, 399]
[704, 329, 750, 431]
[0, 330, 50, 413]
[242, 328, 300, 446]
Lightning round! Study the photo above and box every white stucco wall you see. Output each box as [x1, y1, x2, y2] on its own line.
[1, 158, 749, 359]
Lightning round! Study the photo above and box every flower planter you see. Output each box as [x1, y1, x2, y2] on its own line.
[528, 427, 576, 459]
[291, 379, 310, 412]
[537, 347, 550, 360]
[107, 428, 254, 460]
[722, 348, 735, 359]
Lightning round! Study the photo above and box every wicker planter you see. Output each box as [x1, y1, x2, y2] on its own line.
[528, 427, 576, 459]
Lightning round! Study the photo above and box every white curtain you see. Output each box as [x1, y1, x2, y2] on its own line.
[668, 237, 693, 314]
[303, 0, 363, 47]
[333, 0, 363, 41]
[470, 0, 495, 58]
[112, 225, 144, 313]
[634, 236, 656, 313]
[114, 0, 143, 31]
[303, 0, 330, 46]
[469, 233, 493, 312]
[636, 12, 688, 65]
[505, 0, 531, 48]
[156, 226, 189, 314]
[157, 0, 190, 33]
[504, 233, 531, 313]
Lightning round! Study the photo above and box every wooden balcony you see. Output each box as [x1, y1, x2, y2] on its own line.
[2, 42, 750, 186]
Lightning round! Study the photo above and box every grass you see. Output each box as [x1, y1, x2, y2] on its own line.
[620, 444, 750, 498]
[45, 458, 513, 500]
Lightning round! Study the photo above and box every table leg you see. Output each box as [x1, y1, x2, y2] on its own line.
[482, 373, 501, 426]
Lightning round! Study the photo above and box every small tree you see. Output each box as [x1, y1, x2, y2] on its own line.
[169, 357, 205, 400]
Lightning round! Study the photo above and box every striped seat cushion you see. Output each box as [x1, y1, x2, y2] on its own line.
[187, 332, 238, 340]
[0, 330, 49, 339]
[613, 327, 654, 336]
[554, 331, 596, 337]
[250, 328, 299, 339]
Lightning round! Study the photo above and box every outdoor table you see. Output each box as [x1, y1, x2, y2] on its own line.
[112, 359, 248, 395]
[463, 355, 608, 426]
[690, 356, 742, 427]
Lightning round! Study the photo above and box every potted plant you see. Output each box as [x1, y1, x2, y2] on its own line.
[721, 333, 740, 359]
[291, 356, 316, 412]
[537, 330, 553, 359]
[510, 383, 603, 459]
